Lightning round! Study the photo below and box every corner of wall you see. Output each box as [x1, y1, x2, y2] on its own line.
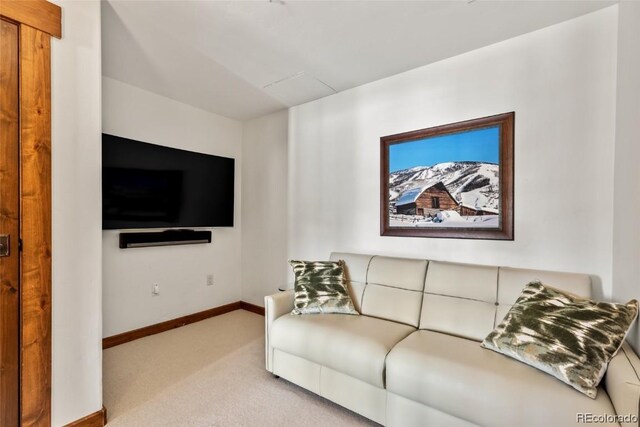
[612, 1, 640, 354]
[240, 109, 289, 306]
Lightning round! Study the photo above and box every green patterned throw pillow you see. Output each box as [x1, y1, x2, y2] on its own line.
[289, 260, 359, 315]
[481, 281, 638, 398]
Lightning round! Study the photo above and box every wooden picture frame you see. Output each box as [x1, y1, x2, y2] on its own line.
[380, 112, 514, 240]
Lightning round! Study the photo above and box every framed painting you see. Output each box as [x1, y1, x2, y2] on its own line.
[380, 112, 514, 240]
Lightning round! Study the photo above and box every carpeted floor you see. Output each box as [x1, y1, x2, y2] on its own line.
[103, 310, 379, 426]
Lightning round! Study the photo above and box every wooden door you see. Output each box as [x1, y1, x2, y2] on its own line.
[0, 1, 60, 425]
[0, 17, 21, 427]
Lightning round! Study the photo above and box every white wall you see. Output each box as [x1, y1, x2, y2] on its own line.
[102, 77, 243, 337]
[288, 7, 618, 300]
[241, 110, 289, 306]
[51, 0, 103, 425]
[613, 2, 640, 354]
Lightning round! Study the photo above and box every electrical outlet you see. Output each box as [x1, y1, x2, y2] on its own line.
[206, 274, 214, 286]
[152, 283, 160, 296]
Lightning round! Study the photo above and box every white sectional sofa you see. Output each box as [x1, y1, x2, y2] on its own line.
[265, 253, 640, 426]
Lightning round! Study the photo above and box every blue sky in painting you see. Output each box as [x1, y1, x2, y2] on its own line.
[389, 126, 499, 172]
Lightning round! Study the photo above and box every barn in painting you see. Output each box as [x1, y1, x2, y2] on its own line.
[395, 181, 459, 216]
[459, 204, 499, 216]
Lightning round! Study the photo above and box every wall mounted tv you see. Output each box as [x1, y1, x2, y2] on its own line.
[102, 134, 234, 230]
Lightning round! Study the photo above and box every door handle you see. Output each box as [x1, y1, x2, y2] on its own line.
[0, 234, 9, 257]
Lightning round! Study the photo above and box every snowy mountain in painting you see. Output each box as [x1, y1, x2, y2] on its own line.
[389, 161, 499, 210]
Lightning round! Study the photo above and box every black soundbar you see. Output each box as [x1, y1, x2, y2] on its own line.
[119, 229, 212, 249]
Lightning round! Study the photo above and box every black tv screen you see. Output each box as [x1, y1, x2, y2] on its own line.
[102, 134, 234, 229]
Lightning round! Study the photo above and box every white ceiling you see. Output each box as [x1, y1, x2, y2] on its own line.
[102, 0, 615, 121]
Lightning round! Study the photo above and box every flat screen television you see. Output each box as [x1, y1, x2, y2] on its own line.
[102, 134, 234, 230]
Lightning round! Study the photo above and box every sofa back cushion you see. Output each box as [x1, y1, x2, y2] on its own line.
[419, 261, 499, 341]
[419, 262, 592, 342]
[331, 253, 427, 328]
[365, 256, 428, 328]
[331, 252, 592, 340]
[330, 252, 372, 313]
[496, 267, 591, 325]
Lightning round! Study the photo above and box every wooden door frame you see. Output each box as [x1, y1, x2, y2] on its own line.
[1, 16, 21, 427]
[0, 1, 61, 425]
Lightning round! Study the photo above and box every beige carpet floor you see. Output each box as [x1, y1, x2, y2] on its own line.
[103, 310, 379, 426]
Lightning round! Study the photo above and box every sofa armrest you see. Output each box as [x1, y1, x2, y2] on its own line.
[264, 289, 294, 372]
[604, 342, 640, 427]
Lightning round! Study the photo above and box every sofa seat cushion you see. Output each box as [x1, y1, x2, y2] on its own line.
[386, 330, 618, 427]
[271, 314, 415, 388]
